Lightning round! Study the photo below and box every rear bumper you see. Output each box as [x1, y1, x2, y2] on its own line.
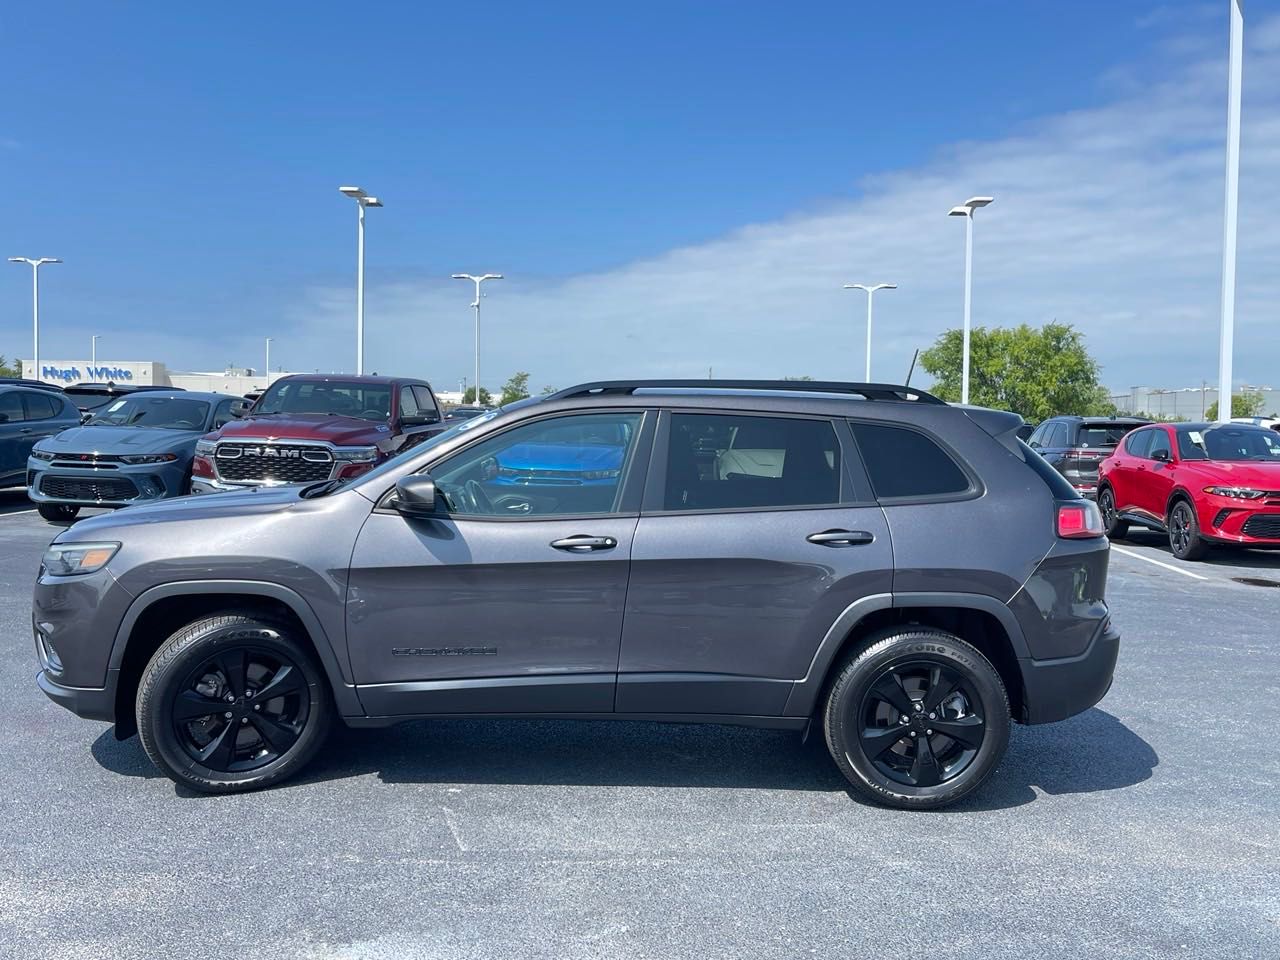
[1019, 618, 1120, 724]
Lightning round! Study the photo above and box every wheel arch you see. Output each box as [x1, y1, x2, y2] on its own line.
[784, 593, 1028, 722]
[109, 581, 362, 739]
[1165, 486, 1196, 516]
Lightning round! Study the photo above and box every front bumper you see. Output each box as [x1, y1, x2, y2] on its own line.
[190, 475, 255, 495]
[36, 669, 117, 723]
[1019, 618, 1121, 724]
[1197, 499, 1280, 546]
[27, 459, 186, 507]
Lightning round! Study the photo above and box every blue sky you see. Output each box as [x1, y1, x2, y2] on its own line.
[3, 2, 1278, 393]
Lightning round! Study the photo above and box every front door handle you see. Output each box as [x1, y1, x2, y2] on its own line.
[807, 529, 875, 546]
[19, 428, 33, 434]
[550, 535, 618, 552]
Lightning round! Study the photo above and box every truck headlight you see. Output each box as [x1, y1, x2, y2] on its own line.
[41, 542, 121, 577]
[195, 440, 217, 456]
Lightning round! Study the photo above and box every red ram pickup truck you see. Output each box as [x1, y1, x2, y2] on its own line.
[191, 374, 448, 494]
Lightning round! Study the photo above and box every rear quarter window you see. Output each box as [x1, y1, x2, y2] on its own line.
[848, 422, 971, 500]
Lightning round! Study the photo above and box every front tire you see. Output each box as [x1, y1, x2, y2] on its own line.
[1168, 499, 1209, 561]
[823, 628, 1010, 810]
[1098, 487, 1127, 540]
[136, 614, 332, 793]
[37, 503, 80, 523]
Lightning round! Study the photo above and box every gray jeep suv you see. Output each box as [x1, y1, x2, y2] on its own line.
[33, 380, 1119, 809]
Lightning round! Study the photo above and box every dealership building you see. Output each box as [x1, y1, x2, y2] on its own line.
[21, 360, 300, 395]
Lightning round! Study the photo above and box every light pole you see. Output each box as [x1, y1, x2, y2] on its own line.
[338, 186, 383, 375]
[1217, 0, 1244, 423]
[265, 337, 273, 385]
[947, 196, 994, 404]
[843, 283, 897, 381]
[8, 257, 62, 379]
[451, 273, 503, 406]
[91, 335, 101, 369]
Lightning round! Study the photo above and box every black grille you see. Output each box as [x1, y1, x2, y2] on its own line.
[1212, 509, 1232, 529]
[1242, 514, 1280, 539]
[215, 444, 333, 483]
[40, 475, 138, 502]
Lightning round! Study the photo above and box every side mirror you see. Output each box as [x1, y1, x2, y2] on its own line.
[229, 399, 251, 418]
[0, 413, 9, 424]
[1028, 440, 1040, 450]
[393, 474, 437, 517]
[1151, 449, 1170, 463]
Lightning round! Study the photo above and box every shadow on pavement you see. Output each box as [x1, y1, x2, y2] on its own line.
[91, 706, 1157, 809]
[1117, 528, 1280, 570]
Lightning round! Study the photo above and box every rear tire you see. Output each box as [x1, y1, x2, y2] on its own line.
[1098, 487, 1127, 540]
[37, 503, 80, 522]
[823, 628, 1010, 810]
[136, 614, 332, 793]
[1168, 499, 1209, 561]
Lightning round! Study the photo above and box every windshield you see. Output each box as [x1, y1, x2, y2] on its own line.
[255, 380, 393, 421]
[305, 409, 503, 497]
[1177, 426, 1280, 462]
[88, 396, 211, 430]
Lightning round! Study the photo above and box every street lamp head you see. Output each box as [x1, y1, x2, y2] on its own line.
[950, 196, 994, 217]
[37, 258, 62, 265]
[7, 257, 25, 263]
[965, 196, 994, 208]
[451, 273, 472, 280]
[339, 186, 366, 198]
[948, 206, 970, 217]
[480, 273, 503, 281]
[361, 197, 383, 208]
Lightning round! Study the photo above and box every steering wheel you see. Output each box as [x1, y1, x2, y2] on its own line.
[464, 479, 494, 514]
[360, 409, 386, 420]
[172, 420, 198, 429]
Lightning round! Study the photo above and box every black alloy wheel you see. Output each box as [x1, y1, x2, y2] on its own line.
[171, 648, 309, 773]
[137, 614, 331, 792]
[823, 627, 1010, 809]
[1168, 500, 1209, 561]
[1099, 487, 1127, 539]
[857, 661, 986, 789]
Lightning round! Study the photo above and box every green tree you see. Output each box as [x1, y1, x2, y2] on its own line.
[782, 375, 814, 381]
[539, 385, 558, 396]
[920, 322, 1113, 422]
[0, 355, 20, 378]
[461, 386, 493, 405]
[499, 371, 531, 406]
[1205, 391, 1265, 421]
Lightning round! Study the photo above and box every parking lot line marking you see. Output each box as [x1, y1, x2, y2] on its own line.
[1112, 546, 1209, 581]
[0, 510, 37, 520]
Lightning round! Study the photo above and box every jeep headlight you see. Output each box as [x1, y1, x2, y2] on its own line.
[41, 542, 121, 577]
[1203, 486, 1266, 500]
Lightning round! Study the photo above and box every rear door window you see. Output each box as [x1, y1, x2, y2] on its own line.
[1124, 429, 1154, 458]
[0, 392, 26, 423]
[399, 386, 420, 419]
[1046, 422, 1068, 448]
[22, 392, 60, 420]
[848, 422, 971, 500]
[662, 413, 842, 511]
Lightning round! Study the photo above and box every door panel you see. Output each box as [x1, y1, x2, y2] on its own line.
[618, 506, 893, 708]
[347, 513, 638, 694]
[0, 392, 28, 482]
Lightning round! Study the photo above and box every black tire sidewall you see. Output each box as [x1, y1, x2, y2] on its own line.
[1099, 487, 1126, 539]
[825, 630, 1011, 810]
[1169, 500, 1205, 560]
[37, 503, 79, 522]
[137, 617, 331, 792]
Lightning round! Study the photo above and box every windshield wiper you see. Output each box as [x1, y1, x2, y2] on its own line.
[300, 478, 348, 498]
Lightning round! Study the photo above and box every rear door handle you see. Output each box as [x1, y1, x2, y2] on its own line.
[19, 428, 33, 434]
[550, 535, 618, 552]
[807, 529, 875, 546]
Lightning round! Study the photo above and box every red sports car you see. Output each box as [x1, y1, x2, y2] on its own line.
[1098, 421, 1280, 560]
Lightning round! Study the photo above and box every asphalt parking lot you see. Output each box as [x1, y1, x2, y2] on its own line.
[1, 490, 1277, 960]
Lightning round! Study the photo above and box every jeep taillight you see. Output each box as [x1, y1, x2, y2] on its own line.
[1057, 501, 1104, 539]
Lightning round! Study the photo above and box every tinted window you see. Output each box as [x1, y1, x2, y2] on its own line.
[1125, 429, 1154, 458]
[0, 392, 25, 423]
[1076, 422, 1137, 448]
[413, 385, 439, 419]
[212, 399, 237, 429]
[1028, 423, 1049, 447]
[1148, 430, 1171, 460]
[1047, 422, 1069, 448]
[849, 422, 970, 499]
[256, 380, 392, 421]
[400, 386, 420, 418]
[662, 414, 841, 511]
[435, 412, 643, 518]
[23, 392, 60, 420]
